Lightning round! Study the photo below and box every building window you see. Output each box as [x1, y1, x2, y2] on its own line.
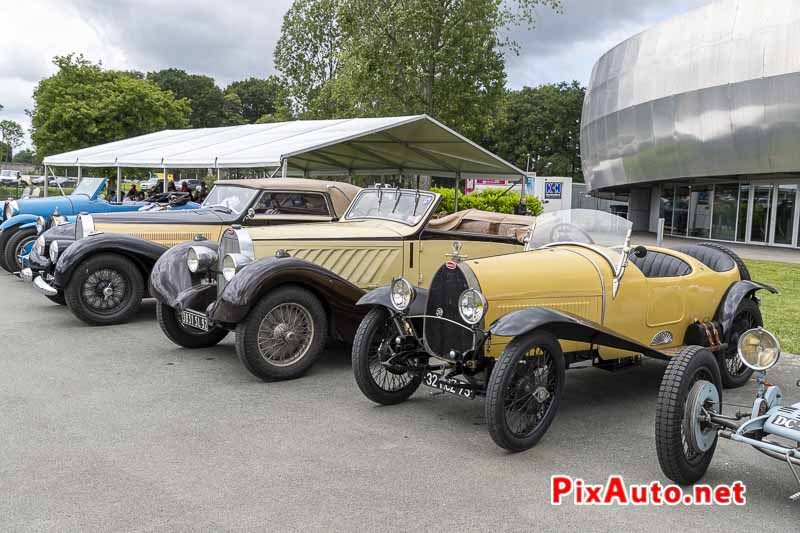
[711, 183, 738, 241]
[749, 184, 773, 243]
[774, 184, 797, 245]
[688, 185, 713, 238]
[672, 186, 690, 236]
[661, 186, 675, 234]
[737, 184, 749, 242]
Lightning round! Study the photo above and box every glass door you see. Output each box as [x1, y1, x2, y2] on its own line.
[749, 184, 773, 243]
[672, 186, 690, 236]
[711, 183, 738, 241]
[773, 184, 797, 246]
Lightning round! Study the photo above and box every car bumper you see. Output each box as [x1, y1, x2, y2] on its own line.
[33, 275, 58, 297]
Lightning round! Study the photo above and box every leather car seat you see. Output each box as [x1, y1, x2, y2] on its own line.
[630, 250, 691, 278]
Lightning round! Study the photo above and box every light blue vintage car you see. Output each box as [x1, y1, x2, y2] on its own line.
[1, 177, 199, 272]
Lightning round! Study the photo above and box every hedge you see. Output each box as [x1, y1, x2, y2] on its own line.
[432, 187, 543, 216]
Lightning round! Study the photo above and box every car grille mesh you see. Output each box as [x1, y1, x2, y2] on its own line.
[127, 232, 213, 248]
[424, 264, 473, 357]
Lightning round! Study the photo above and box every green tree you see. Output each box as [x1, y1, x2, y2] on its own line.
[276, 0, 561, 138]
[0, 119, 24, 162]
[492, 81, 585, 181]
[29, 54, 190, 160]
[275, 0, 343, 117]
[147, 68, 230, 127]
[12, 148, 34, 164]
[225, 76, 292, 124]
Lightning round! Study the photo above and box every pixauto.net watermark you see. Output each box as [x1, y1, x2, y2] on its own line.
[551, 475, 746, 506]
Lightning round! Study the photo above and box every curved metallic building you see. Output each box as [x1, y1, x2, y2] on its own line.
[581, 0, 800, 248]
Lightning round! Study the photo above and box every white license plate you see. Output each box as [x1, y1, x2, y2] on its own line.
[423, 372, 475, 399]
[181, 309, 209, 332]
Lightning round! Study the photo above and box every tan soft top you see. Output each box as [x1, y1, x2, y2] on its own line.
[427, 209, 535, 242]
[218, 178, 361, 216]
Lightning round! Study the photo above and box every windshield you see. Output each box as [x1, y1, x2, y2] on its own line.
[344, 189, 437, 226]
[71, 178, 106, 197]
[202, 185, 258, 214]
[525, 209, 632, 251]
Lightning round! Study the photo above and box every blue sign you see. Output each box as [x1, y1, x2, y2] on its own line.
[545, 181, 562, 199]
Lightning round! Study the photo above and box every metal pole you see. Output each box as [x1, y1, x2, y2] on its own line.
[217, 168, 221, 182]
[43, 164, 48, 197]
[281, 158, 288, 179]
[454, 172, 460, 212]
[163, 166, 167, 192]
[116, 166, 121, 202]
[657, 218, 665, 247]
[78, 165, 82, 185]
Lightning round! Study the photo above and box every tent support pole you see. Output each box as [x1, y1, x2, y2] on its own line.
[455, 172, 460, 212]
[116, 167, 121, 202]
[217, 168, 221, 181]
[281, 158, 288, 179]
[163, 166, 167, 192]
[78, 165, 82, 185]
[43, 164, 48, 197]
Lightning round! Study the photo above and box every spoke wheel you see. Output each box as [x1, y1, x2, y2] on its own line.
[486, 331, 565, 452]
[235, 285, 327, 382]
[64, 253, 144, 326]
[718, 298, 762, 388]
[256, 303, 314, 367]
[81, 268, 129, 313]
[353, 307, 421, 405]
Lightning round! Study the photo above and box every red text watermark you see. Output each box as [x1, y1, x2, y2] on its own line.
[551, 475, 746, 506]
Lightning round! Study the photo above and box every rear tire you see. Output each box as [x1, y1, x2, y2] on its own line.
[64, 253, 144, 325]
[718, 298, 761, 388]
[486, 331, 565, 452]
[352, 307, 421, 405]
[3, 227, 37, 273]
[0, 228, 13, 272]
[235, 285, 327, 381]
[655, 345, 722, 485]
[157, 302, 228, 349]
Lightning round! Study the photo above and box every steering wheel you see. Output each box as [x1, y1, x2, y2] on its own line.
[167, 192, 191, 206]
[549, 223, 596, 245]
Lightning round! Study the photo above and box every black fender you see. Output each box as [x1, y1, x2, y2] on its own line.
[149, 240, 219, 308]
[714, 280, 778, 340]
[209, 257, 366, 338]
[356, 286, 429, 316]
[490, 307, 669, 360]
[54, 233, 168, 289]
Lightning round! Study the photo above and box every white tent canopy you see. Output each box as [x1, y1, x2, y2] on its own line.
[42, 115, 524, 179]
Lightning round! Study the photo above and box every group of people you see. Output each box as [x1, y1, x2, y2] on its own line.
[122, 180, 209, 203]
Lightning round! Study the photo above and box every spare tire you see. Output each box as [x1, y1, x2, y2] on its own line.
[695, 242, 750, 281]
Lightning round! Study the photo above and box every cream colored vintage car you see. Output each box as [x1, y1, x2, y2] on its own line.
[351, 209, 777, 452]
[36, 178, 361, 325]
[149, 187, 534, 381]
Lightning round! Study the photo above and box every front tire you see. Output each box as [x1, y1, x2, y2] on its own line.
[235, 285, 327, 381]
[64, 253, 144, 325]
[352, 307, 422, 405]
[718, 298, 761, 388]
[655, 345, 722, 485]
[157, 302, 228, 349]
[46, 291, 66, 306]
[486, 331, 565, 452]
[3, 227, 37, 273]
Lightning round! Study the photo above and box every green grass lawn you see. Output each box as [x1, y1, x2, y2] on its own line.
[745, 260, 800, 354]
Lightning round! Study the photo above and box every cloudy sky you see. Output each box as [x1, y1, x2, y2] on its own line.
[0, 0, 712, 149]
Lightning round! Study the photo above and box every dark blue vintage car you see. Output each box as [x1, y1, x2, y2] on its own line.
[1, 177, 198, 272]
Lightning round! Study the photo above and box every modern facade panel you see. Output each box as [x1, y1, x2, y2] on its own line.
[581, 0, 800, 249]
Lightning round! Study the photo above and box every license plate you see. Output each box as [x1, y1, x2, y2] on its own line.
[423, 372, 475, 399]
[180, 309, 209, 332]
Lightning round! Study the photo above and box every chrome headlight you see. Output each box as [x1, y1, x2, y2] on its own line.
[75, 214, 95, 239]
[390, 277, 415, 311]
[458, 289, 487, 325]
[222, 253, 253, 281]
[49, 240, 59, 264]
[35, 216, 45, 234]
[4, 200, 19, 220]
[187, 245, 217, 273]
[738, 327, 781, 371]
[34, 235, 46, 256]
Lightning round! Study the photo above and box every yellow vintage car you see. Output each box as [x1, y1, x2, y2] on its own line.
[35, 178, 361, 324]
[351, 209, 777, 452]
[149, 187, 534, 381]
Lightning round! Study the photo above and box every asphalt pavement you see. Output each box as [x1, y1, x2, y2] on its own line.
[1, 275, 799, 532]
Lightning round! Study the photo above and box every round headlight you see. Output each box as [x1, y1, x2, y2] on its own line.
[187, 245, 217, 273]
[4, 200, 19, 220]
[738, 328, 781, 371]
[49, 240, 59, 264]
[390, 277, 415, 311]
[34, 235, 45, 256]
[222, 253, 253, 281]
[35, 216, 45, 234]
[458, 289, 487, 325]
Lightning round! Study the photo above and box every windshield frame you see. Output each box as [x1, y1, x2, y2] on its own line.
[201, 185, 259, 215]
[70, 177, 106, 199]
[342, 188, 439, 227]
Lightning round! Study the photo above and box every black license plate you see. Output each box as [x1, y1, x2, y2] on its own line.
[423, 372, 475, 399]
[180, 309, 209, 332]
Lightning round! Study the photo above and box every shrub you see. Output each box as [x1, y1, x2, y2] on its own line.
[432, 187, 543, 216]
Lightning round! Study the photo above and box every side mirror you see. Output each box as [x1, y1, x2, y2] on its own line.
[631, 246, 647, 258]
